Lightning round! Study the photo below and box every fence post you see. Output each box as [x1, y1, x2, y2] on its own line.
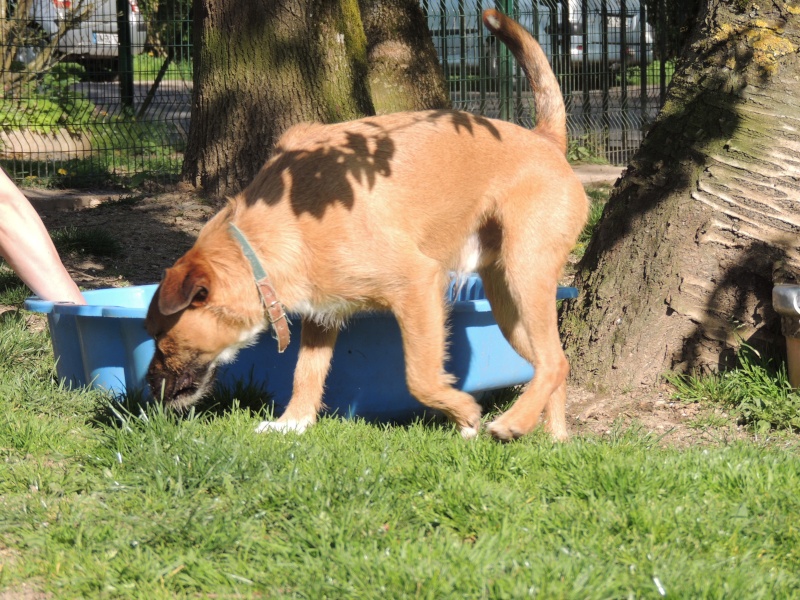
[499, 0, 513, 121]
[560, 0, 570, 93]
[438, 0, 449, 82]
[639, 0, 647, 121]
[458, 0, 466, 97]
[620, 0, 628, 161]
[658, 0, 667, 104]
[601, 0, 610, 142]
[581, 0, 590, 136]
[116, 0, 134, 110]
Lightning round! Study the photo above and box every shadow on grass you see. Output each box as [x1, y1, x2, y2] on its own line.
[88, 380, 524, 434]
[0, 270, 33, 305]
[89, 379, 277, 429]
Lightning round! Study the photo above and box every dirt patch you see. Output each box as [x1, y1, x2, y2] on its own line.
[37, 186, 217, 289]
[0, 585, 50, 600]
[566, 384, 747, 446]
[0, 544, 49, 600]
[32, 183, 741, 447]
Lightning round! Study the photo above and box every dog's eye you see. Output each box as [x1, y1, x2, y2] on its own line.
[193, 288, 209, 305]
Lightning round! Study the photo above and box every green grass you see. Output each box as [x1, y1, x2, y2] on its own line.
[0, 63, 94, 135]
[1, 56, 186, 189]
[3, 115, 185, 188]
[567, 135, 609, 164]
[0, 269, 34, 305]
[668, 345, 800, 433]
[133, 54, 193, 82]
[573, 184, 611, 258]
[50, 226, 123, 258]
[626, 60, 676, 87]
[2, 276, 800, 598]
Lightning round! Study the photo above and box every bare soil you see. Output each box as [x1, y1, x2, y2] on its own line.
[31, 183, 747, 447]
[37, 185, 218, 288]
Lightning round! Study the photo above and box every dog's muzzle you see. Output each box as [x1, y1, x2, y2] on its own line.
[147, 351, 218, 410]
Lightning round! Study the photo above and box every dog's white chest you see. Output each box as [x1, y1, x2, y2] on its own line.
[215, 323, 266, 365]
[458, 234, 483, 273]
[290, 298, 356, 329]
[452, 233, 493, 275]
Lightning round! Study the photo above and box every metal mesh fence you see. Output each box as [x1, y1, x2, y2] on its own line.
[0, 0, 192, 187]
[0, 0, 676, 187]
[422, 0, 676, 164]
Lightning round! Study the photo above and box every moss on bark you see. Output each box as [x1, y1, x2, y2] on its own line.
[184, 0, 449, 195]
[183, 0, 373, 195]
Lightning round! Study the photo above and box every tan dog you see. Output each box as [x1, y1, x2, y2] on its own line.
[145, 9, 588, 441]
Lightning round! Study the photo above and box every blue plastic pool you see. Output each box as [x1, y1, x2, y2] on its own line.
[25, 276, 577, 422]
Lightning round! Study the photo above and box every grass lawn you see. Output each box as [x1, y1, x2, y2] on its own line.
[133, 54, 193, 82]
[2, 267, 800, 599]
[625, 60, 676, 87]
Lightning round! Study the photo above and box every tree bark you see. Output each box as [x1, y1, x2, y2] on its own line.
[359, 0, 450, 113]
[183, 0, 373, 195]
[561, 0, 800, 392]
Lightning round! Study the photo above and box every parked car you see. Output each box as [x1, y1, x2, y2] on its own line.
[14, 0, 147, 78]
[424, 0, 654, 83]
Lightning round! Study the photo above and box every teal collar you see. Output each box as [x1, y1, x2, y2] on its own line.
[228, 223, 291, 352]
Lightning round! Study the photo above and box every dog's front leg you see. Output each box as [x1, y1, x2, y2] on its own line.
[255, 318, 338, 434]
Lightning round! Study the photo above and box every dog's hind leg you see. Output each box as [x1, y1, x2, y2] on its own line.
[390, 267, 483, 438]
[255, 318, 338, 434]
[479, 263, 569, 441]
[542, 380, 568, 440]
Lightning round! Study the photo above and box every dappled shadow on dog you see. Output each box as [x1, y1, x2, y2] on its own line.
[140, 11, 586, 441]
[242, 110, 503, 219]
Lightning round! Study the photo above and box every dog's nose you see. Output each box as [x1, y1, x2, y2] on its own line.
[146, 352, 173, 401]
[174, 371, 195, 395]
[147, 371, 171, 401]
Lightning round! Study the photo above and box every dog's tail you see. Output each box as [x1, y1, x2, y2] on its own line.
[482, 9, 567, 154]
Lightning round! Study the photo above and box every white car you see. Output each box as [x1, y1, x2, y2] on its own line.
[15, 0, 147, 76]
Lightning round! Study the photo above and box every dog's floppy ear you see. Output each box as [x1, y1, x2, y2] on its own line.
[157, 262, 211, 316]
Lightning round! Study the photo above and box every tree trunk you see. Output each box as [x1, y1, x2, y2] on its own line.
[359, 0, 450, 113]
[183, 0, 373, 195]
[561, 0, 800, 392]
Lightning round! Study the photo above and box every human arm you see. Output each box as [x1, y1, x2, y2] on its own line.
[0, 169, 85, 304]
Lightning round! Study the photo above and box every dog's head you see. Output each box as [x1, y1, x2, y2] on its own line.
[145, 247, 264, 410]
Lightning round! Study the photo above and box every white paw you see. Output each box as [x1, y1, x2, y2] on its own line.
[255, 417, 313, 434]
[460, 425, 479, 440]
